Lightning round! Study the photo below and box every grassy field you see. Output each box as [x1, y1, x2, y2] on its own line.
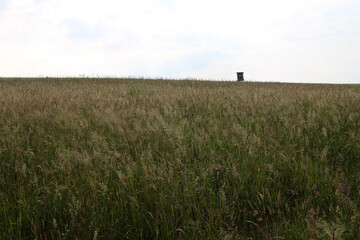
[0, 78, 359, 239]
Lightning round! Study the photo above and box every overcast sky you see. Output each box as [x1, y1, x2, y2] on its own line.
[0, 0, 359, 83]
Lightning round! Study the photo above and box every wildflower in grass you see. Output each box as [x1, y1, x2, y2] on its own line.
[194, 187, 202, 194]
[38, 190, 46, 196]
[253, 210, 258, 217]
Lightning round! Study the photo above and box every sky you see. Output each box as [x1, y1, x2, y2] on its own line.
[0, 0, 359, 83]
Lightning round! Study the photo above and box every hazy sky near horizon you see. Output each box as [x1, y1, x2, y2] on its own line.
[0, 0, 359, 83]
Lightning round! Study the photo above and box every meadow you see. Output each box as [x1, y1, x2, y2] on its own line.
[0, 78, 359, 239]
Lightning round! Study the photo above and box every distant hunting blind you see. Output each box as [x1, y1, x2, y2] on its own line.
[237, 72, 244, 81]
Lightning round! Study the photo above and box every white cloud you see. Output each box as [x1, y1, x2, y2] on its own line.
[0, 0, 359, 82]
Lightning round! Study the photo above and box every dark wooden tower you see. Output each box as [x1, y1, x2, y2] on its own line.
[237, 72, 244, 81]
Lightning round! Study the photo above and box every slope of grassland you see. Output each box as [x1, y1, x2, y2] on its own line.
[0, 78, 359, 239]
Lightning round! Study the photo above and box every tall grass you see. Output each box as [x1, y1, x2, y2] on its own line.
[0, 78, 359, 239]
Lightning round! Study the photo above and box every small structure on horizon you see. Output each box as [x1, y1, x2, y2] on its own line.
[237, 72, 244, 81]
